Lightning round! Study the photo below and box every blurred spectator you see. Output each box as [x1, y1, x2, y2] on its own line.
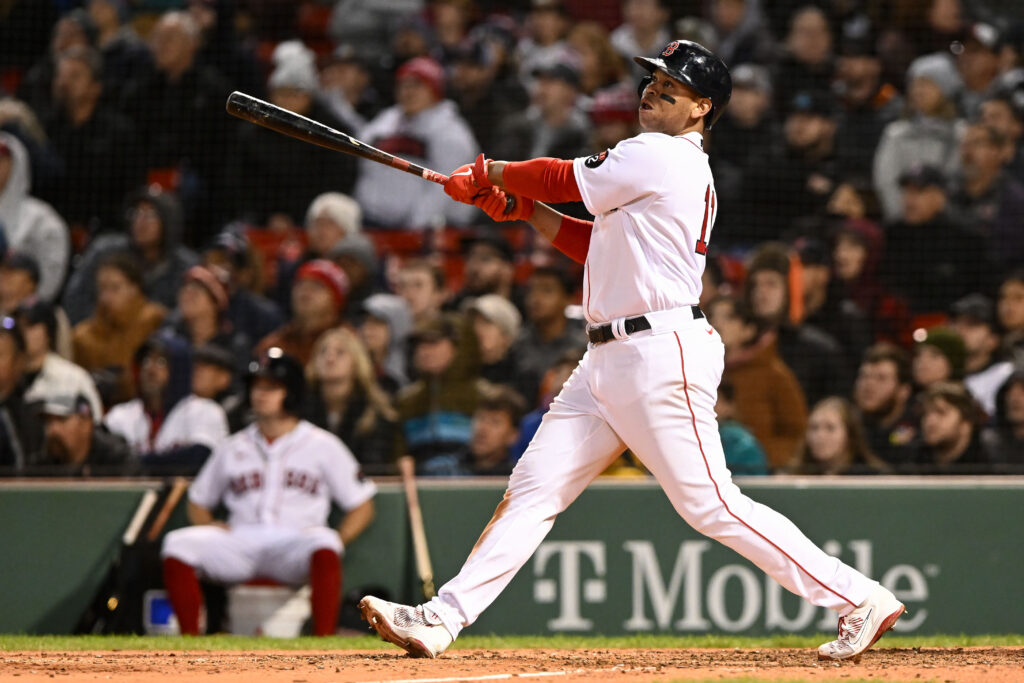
[358, 293, 413, 393]
[450, 35, 527, 152]
[955, 21, 1004, 119]
[164, 265, 250, 366]
[740, 90, 838, 242]
[0, 318, 42, 470]
[913, 381, 992, 474]
[451, 233, 518, 309]
[32, 392, 131, 476]
[982, 370, 1024, 468]
[588, 84, 639, 152]
[948, 294, 1014, 418]
[567, 22, 628, 96]
[188, 0, 264, 98]
[17, 8, 97, 118]
[328, 232, 380, 313]
[996, 269, 1024, 362]
[949, 122, 1024, 270]
[912, 326, 965, 391]
[0, 1, 58, 73]
[516, 0, 572, 91]
[202, 227, 284, 345]
[355, 57, 478, 228]
[745, 243, 848, 406]
[878, 164, 987, 315]
[190, 343, 246, 433]
[304, 327, 399, 473]
[105, 334, 228, 474]
[319, 46, 379, 133]
[328, 0, 425, 65]
[513, 265, 585, 408]
[395, 258, 448, 326]
[63, 186, 198, 324]
[789, 396, 888, 475]
[256, 259, 349, 365]
[610, 0, 669, 78]
[0, 132, 70, 302]
[15, 298, 103, 422]
[42, 46, 143, 233]
[72, 252, 167, 405]
[853, 343, 917, 468]
[396, 315, 486, 471]
[431, 0, 475, 58]
[119, 11, 231, 241]
[979, 88, 1024, 181]
[512, 346, 584, 458]
[494, 61, 590, 163]
[86, 0, 152, 104]
[796, 237, 871, 378]
[833, 33, 903, 184]
[708, 295, 808, 469]
[873, 53, 965, 222]
[715, 378, 770, 476]
[451, 384, 527, 476]
[708, 0, 773, 67]
[0, 252, 40, 316]
[230, 41, 357, 225]
[466, 294, 527, 399]
[772, 6, 835, 111]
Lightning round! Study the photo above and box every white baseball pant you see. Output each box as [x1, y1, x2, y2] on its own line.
[426, 308, 877, 637]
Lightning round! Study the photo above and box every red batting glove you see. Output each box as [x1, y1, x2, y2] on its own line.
[474, 187, 535, 222]
[472, 153, 494, 189]
[444, 163, 485, 204]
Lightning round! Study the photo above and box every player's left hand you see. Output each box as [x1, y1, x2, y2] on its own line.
[444, 163, 486, 204]
[474, 187, 535, 222]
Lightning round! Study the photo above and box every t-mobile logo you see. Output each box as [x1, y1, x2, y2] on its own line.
[532, 541, 607, 630]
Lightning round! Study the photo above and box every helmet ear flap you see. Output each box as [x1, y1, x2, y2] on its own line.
[637, 75, 653, 99]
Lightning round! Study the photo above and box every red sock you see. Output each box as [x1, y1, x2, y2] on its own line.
[310, 549, 342, 636]
[162, 557, 202, 635]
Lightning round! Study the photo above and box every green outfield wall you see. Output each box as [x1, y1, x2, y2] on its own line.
[1, 478, 1022, 635]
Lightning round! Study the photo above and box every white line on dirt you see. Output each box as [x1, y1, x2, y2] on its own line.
[361, 671, 571, 683]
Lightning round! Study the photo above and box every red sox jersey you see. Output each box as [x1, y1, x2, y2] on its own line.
[189, 420, 376, 528]
[571, 131, 715, 323]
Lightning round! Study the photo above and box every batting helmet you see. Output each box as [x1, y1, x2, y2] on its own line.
[247, 347, 305, 414]
[635, 40, 732, 129]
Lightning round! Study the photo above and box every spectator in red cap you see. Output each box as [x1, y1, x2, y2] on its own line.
[355, 57, 478, 229]
[256, 260, 349, 365]
[588, 84, 640, 152]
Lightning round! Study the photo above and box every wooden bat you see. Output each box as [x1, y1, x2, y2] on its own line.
[146, 477, 189, 542]
[398, 455, 436, 600]
[225, 91, 449, 184]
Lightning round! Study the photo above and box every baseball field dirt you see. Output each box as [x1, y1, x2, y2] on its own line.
[2, 646, 1021, 682]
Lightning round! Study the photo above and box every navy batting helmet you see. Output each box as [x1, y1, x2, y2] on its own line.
[635, 40, 732, 129]
[247, 348, 305, 414]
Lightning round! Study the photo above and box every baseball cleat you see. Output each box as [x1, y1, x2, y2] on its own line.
[817, 585, 906, 661]
[359, 595, 453, 658]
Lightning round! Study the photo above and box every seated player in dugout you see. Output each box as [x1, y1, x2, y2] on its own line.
[161, 349, 376, 636]
[360, 40, 907, 662]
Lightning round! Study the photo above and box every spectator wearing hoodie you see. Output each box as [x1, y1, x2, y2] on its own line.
[72, 252, 167, 405]
[358, 293, 413, 394]
[355, 57, 478, 228]
[202, 227, 283, 345]
[63, 186, 199, 324]
[105, 334, 228, 475]
[0, 133, 70, 302]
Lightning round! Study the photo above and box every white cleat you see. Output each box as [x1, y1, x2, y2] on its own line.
[818, 585, 906, 661]
[359, 595, 454, 658]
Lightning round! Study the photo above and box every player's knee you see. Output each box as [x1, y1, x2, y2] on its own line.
[161, 525, 223, 563]
[305, 527, 343, 555]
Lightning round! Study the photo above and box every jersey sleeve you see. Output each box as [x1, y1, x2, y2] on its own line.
[321, 436, 377, 511]
[572, 135, 665, 216]
[188, 442, 228, 509]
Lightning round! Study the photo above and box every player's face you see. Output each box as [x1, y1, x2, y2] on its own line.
[912, 345, 953, 387]
[854, 361, 901, 415]
[806, 405, 848, 464]
[638, 70, 711, 136]
[998, 279, 1024, 331]
[250, 376, 288, 418]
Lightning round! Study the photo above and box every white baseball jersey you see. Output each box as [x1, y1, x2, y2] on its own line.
[572, 131, 714, 324]
[189, 420, 376, 528]
[104, 394, 229, 456]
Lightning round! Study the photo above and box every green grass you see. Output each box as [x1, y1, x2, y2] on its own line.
[0, 633, 1021, 652]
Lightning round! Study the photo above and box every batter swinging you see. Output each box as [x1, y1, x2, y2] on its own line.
[360, 40, 905, 661]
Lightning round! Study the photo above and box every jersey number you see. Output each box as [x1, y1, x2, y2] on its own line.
[696, 184, 716, 255]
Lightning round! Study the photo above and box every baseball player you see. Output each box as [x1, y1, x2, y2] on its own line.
[360, 40, 905, 660]
[161, 348, 376, 636]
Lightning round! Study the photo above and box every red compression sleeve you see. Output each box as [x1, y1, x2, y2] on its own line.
[501, 158, 582, 203]
[552, 215, 593, 264]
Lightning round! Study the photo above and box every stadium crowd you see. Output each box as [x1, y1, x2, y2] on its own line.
[1, 0, 1024, 478]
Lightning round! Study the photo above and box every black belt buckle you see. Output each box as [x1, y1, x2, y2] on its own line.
[587, 306, 703, 345]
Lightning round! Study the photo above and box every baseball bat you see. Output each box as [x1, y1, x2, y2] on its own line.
[398, 455, 436, 600]
[146, 477, 190, 542]
[225, 91, 449, 184]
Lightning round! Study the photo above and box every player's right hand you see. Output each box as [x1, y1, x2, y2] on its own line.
[474, 187, 535, 222]
[444, 163, 486, 204]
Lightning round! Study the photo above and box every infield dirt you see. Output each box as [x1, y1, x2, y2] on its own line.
[2, 647, 1021, 682]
